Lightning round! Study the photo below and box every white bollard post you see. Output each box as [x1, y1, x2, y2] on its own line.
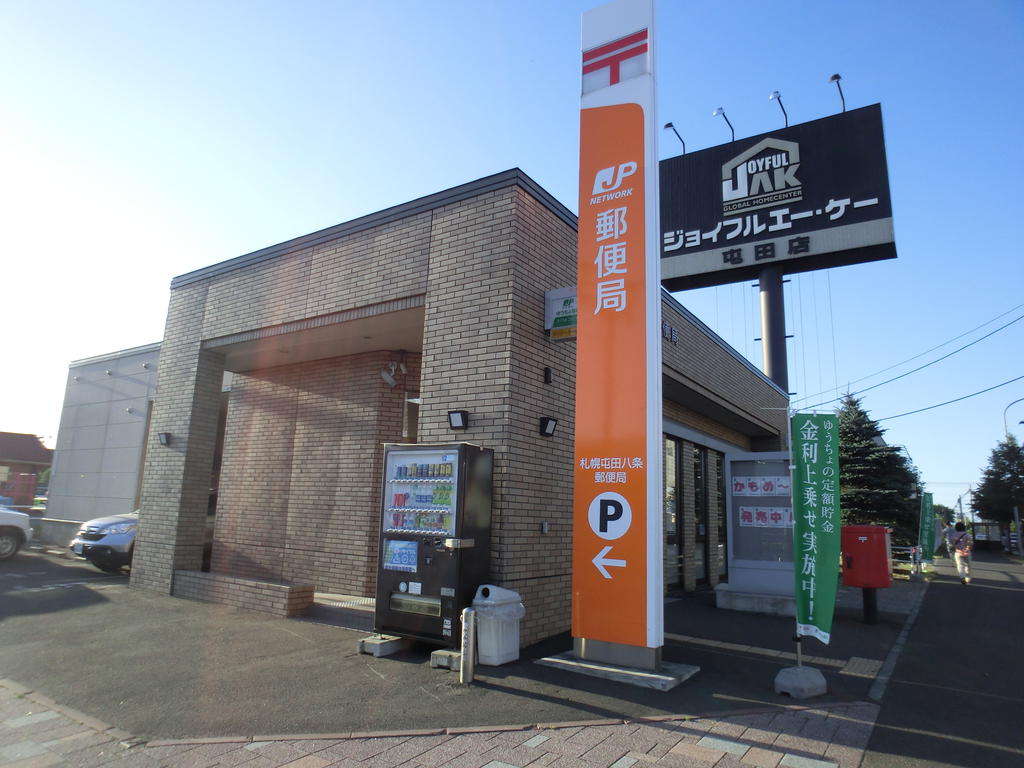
[459, 607, 476, 684]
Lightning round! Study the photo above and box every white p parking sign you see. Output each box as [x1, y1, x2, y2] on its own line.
[588, 492, 632, 540]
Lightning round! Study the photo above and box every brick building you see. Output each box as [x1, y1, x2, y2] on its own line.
[0, 432, 52, 507]
[54, 169, 787, 645]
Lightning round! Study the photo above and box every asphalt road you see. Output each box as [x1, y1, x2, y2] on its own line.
[0, 550, 891, 742]
[0, 549, 126, 601]
[863, 550, 1024, 768]
[15, 546, 1021, 768]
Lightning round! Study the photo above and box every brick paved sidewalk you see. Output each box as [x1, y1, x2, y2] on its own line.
[1, 679, 877, 768]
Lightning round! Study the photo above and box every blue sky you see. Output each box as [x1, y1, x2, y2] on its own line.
[1, 0, 1022, 512]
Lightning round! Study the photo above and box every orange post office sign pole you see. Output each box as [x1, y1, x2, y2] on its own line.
[573, 0, 662, 649]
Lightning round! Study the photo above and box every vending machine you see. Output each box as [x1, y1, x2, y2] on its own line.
[374, 443, 493, 646]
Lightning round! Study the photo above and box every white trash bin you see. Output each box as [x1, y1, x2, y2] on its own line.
[472, 585, 525, 665]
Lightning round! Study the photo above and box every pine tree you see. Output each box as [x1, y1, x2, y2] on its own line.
[972, 436, 1024, 526]
[933, 503, 955, 526]
[836, 394, 921, 545]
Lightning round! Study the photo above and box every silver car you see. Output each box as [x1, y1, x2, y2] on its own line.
[0, 505, 33, 560]
[69, 511, 138, 573]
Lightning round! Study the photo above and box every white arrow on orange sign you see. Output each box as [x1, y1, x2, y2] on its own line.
[592, 545, 627, 579]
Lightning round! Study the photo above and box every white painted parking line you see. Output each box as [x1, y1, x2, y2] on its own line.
[0, 572, 49, 580]
[7, 579, 124, 594]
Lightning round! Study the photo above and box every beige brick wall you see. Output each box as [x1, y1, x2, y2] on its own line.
[200, 214, 432, 341]
[131, 170, 786, 645]
[211, 351, 417, 595]
[173, 570, 314, 617]
[415, 185, 578, 645]
[132, 283, 225, 594]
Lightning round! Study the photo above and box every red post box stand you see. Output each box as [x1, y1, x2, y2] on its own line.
[841, 525, 893, 624]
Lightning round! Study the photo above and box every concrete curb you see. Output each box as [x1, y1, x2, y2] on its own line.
[2, 676, 877, 749]
[2, 677, 880, 768]
[141, 701, 878, 747]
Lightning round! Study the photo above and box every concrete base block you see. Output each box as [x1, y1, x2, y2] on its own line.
[357, 635, 411, 658]
[430, 649, 462, 671]
[774, 665, 827, 699]
[535, 652, 699, 692]
[715, 583, 796, 617]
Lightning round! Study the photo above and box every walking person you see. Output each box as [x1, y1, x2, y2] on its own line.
[941, 520, 954, 559]
[951, 521, 973, 584]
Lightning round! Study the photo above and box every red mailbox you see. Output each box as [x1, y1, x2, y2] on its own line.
[842, 525, 892, 588]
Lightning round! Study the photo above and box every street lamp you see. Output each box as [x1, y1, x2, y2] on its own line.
[712, 107, 735, 142]
[769, 91, 788, 127]
[663, 122, 685, 154]
[1003, 397, 1024, 436]
[829, 73, 846, 112]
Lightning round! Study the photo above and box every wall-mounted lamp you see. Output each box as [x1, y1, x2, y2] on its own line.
[158, 432, 172, 446]
[539, 417, 558, 437]
[447, 410, 469, 431]
[380, 359, 407, 388]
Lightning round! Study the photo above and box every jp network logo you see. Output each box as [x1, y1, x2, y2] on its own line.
[590, 162, 637, 205]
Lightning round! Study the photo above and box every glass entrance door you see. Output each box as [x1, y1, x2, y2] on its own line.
[663, 436, 681, 588]
[693, 444, 708, 584]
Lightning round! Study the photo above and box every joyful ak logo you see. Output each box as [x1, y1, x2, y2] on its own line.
[720, 138, 802, 214]
[590, 162, 637, 205]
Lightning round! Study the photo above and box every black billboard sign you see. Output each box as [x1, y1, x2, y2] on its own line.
[660, 104, 896, 290]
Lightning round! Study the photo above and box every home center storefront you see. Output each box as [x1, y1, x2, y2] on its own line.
[102, 169, 787, 646]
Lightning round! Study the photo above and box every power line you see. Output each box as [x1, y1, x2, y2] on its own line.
[793, 300, 1024, 405]
[826, 271, 840, 405]
[877, 373, 1024, 422]
[802, 312, 1024, 409]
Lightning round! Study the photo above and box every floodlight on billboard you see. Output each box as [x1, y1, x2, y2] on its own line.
[659, 104, 896, 291]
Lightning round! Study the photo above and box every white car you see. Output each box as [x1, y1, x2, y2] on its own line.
[0, 505, 33, 560]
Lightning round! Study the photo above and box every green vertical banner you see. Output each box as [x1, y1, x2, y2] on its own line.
[791, 413, 841, 644]
[918, 492, 935, 564]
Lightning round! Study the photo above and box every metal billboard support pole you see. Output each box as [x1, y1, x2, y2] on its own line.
[759, 266, 789, 393]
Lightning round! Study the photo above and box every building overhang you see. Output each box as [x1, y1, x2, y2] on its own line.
[662, 368, 780, 439]
[202, 296, 425, 373]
